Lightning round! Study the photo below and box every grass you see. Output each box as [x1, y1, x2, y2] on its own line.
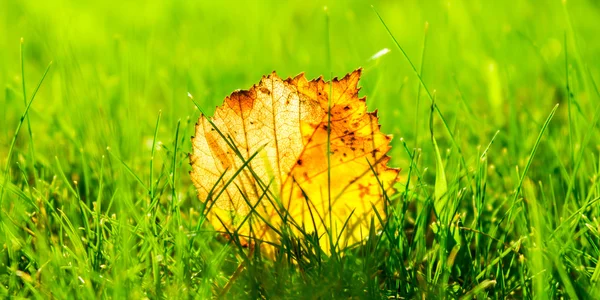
[2, 0, 600, 298]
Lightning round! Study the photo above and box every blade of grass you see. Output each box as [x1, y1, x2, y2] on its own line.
[496, 104, 559, 237]
[1, 61, 52, 207]
[106, 147, 150, 193]
[149, 110, 162, 200]
[170, 119, 181, 227]
[414, 22, 429, 150]
[20, 38, 37, 186]
[372, 5, 474, 195]
[430, 101, 449, 223]
[565, 33, 575, 172]
[325, 6, 335, 254]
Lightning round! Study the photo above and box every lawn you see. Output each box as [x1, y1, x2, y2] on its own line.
[2, 0, 600, 298]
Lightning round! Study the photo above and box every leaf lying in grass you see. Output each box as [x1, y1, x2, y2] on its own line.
[190, 69, 399, 254]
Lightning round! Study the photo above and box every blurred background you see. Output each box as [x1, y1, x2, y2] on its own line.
[1, 0, 600, 196]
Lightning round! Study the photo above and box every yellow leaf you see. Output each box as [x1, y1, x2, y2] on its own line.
[190, 69, 399, 255]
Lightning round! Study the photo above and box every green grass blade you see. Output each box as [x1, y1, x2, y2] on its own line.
[1, 61, 52, 207]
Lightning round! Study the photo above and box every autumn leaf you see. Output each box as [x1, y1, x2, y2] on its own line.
[190, 69, 399, 255]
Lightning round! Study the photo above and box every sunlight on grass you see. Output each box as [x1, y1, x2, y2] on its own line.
[1, 0, 600, 298]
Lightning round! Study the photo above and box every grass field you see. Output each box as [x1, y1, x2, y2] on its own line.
[2, 0, 600, 298]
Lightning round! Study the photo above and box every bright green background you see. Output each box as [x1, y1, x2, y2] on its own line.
[2, 0, 600, 298]
[3, 0, 598, 165]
